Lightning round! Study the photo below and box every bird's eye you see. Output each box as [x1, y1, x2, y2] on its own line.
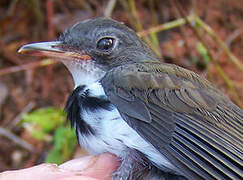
[97, 37, 114, 51]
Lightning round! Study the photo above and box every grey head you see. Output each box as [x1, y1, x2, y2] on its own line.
[18, 17, 159, 86]
[58, 17, 159, 70]
[19, 18, 160, 68]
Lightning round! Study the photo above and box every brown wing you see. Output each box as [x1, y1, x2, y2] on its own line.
[101, 62, 243, 180]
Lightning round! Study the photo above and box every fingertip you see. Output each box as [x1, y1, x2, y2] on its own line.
[59, 153, 120, 180]
[81, 153, 120, 180]
[95, 153, 120, 170]
[59, 153, 120, 172]
[61, 175, 97, 180]
[59, 155, 97, 171]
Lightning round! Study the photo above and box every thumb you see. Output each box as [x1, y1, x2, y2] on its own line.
[59, 153, 120, 180]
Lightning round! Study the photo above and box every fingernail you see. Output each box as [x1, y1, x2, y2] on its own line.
[59, 155, 97, 171]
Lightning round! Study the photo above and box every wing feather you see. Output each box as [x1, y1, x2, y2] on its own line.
[175, 114, 243, 170]
[174, 124, 240, 179]
[101, 62, 243, 179]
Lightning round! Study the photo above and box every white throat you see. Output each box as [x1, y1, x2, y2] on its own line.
[62, 60, 106, 88]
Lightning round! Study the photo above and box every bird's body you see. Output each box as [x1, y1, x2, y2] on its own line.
[18, 18, 243, 180]
[63, 59, 178, 179]
[65, 82, 177, 179]
[100, 62, 243, 180]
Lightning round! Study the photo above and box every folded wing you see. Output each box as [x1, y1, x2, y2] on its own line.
[101, 62, 243, 180]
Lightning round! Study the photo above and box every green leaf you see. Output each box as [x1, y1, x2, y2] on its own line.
[20, 107, 77, 164]
[197, 42, 210, 63]
[45, 126, 77, 164]
[21, 107, 66, 141]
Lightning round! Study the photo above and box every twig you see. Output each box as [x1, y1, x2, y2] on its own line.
[46, 0, 55, 40]
[195, 18, 243, 72]
[0, 59, 56, 76]
[173, 0, 242, 107]
[225, 29, 243, 45]
[170, 0, 193, 58]
[24, 142, 44, 167]
[0, 82, 8, 117]
[44, 0, 55, 98]
[104, 0, 117, 17]
[8, 102, 36, 130]
[7, 0, 20, 17]
[127, 0, 161, 57]
[0, 127, 34, 152]
[137, 15, 196, 37]
[147, 0, 159, 52]
[0, 40, 22, 65]
[215, 29, 243, 60]
[31, 0, 44, 28]
[194, 20, 242, 107]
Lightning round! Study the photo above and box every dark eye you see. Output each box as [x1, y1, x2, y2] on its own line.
[97, 37, 114, 50]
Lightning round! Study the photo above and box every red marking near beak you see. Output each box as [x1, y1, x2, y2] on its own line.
[80, 54, 92, 60]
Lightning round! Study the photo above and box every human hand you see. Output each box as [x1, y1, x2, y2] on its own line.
[0, 153, 119, 180]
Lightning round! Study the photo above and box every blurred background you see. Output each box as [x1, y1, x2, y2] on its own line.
[0, 0, 242, 171]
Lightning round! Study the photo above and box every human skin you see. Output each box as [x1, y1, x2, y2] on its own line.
[0, 153, 119, 180]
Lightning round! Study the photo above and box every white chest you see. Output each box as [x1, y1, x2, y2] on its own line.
[76, 82, 175, 170]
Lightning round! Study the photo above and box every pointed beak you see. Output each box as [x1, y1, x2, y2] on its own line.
[18, 41, 92, 61]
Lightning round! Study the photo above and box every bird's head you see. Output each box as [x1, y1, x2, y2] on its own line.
[18, 18, 159, 86]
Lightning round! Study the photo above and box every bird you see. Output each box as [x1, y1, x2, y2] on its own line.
[18, 17, 243, 180]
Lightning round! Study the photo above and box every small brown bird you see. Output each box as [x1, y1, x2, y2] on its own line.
[18, 18, 243, 180]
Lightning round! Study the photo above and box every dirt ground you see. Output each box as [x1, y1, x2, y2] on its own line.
[0, 0, 242, 171]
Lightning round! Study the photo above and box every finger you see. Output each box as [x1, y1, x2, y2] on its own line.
[61, 176, 97, 180]
[0, 154, 120, 180]
[0, 164, 78, 180]
[59, 155, 99, 171]
[59, 153, 120, 180]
